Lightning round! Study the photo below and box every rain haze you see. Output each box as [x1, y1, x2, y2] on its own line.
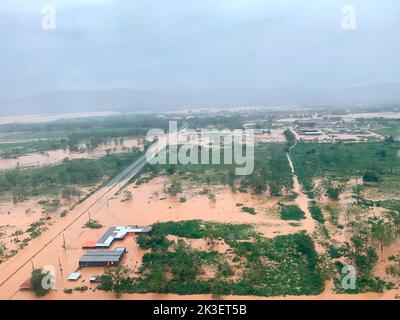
[0, 0, 400, 114]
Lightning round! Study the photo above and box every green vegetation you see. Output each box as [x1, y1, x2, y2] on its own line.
[371, 119, 400, 137]
[0, 151, 142, 202]
[325, 182, 343, 201]
[324, 205, 340, 225]
[31, 268, 51, 297]
[150, 143, 293, 197]
[26, 219, 47, 238]
[283, 129, 296, 147]
[332, 214, 400, 293]
[0, 115, 170, 158]
[0, 242, 7, 256]
[309, 202, 325, 223]
[100, 220, 324, 297]
[241, 206, 256, 215]
[121, 190, 133, 202]
[386, 254, 400, 279]
[73, 286, 89, 292]
[100, 265, 132, 298]
[164, 176, 182, 196]
[84, 219, 103, 229]
[0, 139, 69, 159]
[291, 142, 400, 194]
[39, 199, 61, 214]
[280, 204, 305, 220]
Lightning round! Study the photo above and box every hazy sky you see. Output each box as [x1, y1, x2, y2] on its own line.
[1, 0, 399, 99]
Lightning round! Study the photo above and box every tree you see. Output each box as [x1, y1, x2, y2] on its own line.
[208, 193, 216, 203]
[147, 265, 166, 292]
[363, 171, 381, 183]
[352, 185, 363, 202]
[313, 185, 324, 201]
[369, 218, 394, 260]
[101, 265, 132, 298]
[342, 242, 378, 279]
[206, 225, 219, 249]
[283, 129, 296, 147]
[387, 211, 400, 238]
[165, 176, 182, 196]
[31, 268, 51, 297]
[122, 190, 133, 201]
[385, 254, 400, 278]
[0, 242, 6, 256]
[171, 240, 201, 282]
[325, 183, 343, 201]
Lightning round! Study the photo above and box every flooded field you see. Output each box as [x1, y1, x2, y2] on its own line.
[0, 110, 400, 300]
[0, 112, 122, 125]
[5, 173, 399, 300]
[0, 138, 143, 171]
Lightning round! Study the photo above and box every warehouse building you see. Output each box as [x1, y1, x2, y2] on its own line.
[79, 247, 126, 268]
[82, 226, 152, 249]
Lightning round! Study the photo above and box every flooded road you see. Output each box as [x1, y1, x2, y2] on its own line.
[286, 151, 316, 236]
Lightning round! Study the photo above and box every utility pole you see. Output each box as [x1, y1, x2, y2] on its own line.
[88, 211, 91, 221]
[58, 257, 63, 277]
[31, 260, 34, 271]
[62, 233, 66, 251]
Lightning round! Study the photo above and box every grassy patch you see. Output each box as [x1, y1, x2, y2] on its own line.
[291, 142, 400, 194]
[241, 207, 256, 215]
[280, 204, 305, 220]
[309, 202, 325, 223]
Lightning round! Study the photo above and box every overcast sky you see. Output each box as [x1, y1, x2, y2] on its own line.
[1, 0, 399, 99]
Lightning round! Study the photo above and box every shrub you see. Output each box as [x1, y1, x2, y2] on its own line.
[84, 219, 102, 229]
[326, 185, 343, 201]
[363, 171, 381, 183]
[31, 268, 51, 297]
[309, 203, 324, 223]
[280, 204, 305, 220]
[241, 207, 256, 215]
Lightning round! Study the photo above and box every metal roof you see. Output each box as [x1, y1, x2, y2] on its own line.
[68, 272, 81, 281]
[95, 226, 152, 248]
[79, 248, 126, 263]
[80, 255, 121, 263]
[84, 251, 123, 256]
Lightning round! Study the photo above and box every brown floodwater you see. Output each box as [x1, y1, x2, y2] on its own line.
[0, 138, 143, 171]
[1, 166, 399, 300]
[0, 112, 121, 125]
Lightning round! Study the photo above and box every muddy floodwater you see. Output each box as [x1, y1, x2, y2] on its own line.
[0, 138, 143, 171]
[0, 112, 122, 125]
[0, 174, 398, 300]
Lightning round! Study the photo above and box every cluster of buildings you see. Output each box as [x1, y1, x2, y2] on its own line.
[293, 119, 347, 136]
[68, 225, 152, 282]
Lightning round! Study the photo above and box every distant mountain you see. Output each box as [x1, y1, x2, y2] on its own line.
[0, 83, 399, 116]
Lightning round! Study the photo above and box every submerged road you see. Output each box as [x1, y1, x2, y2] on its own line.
[0, 123, 188, 299]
